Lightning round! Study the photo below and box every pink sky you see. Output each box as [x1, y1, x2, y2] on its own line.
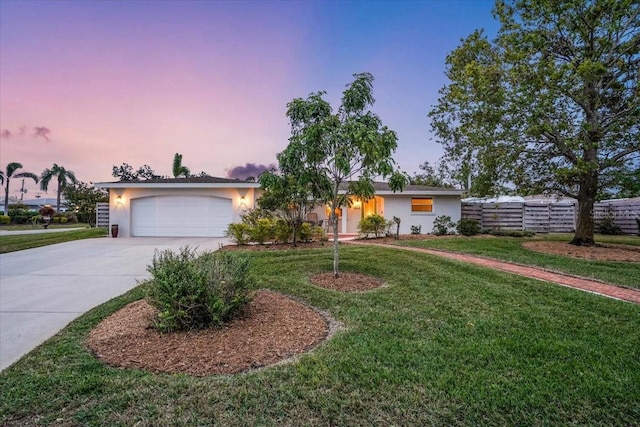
[0, 0, 498, 198]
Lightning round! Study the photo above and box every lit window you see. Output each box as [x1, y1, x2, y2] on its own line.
[411, 198, 433, 212]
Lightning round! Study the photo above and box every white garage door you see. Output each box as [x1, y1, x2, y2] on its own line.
[131, 196, 232, 237]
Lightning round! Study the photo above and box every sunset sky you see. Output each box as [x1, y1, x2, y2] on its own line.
[0, 0, 498, 198]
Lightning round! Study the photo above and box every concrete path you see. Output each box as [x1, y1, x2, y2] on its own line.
[0, 236, 229, 371]
[347, 241, 640, 304]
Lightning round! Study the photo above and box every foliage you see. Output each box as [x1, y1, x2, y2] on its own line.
[172, 153, 190, 178]
[410, 161, 456, 188]
[40, 164, 78, 212]
[248, 218, 274, 244]
[410, 225, 422, 235]
[596, 216, 623, 235]
[112, 162, 160, 181]
[146, 247, 251, 333]
[456, 218, 481, 236]
[258, 169, 316, 247]
[282, 72, 407, 276]
[0, 214, 10, 224]
[429, 1, 640, 246]
[62, 181, 108, 227]
[7, 203, 33, 224]
[2, 162, 39, 216]
[358, 214, 388, 238]
[225, 223, 251, 245]
[432, 215, 456, 236]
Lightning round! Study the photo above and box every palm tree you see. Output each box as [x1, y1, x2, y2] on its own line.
[2, 162, 39, 215]
[40, 164, 78, 212]
[172, 153, 190, 178]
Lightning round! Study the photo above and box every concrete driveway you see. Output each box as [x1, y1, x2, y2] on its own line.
[0, 236, 229, 371]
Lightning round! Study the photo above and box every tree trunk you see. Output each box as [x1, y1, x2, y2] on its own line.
[56, 182, 62, 213]
[331, 209, 339, 278]
[3, 179, 9, 215]
[570, 172, 598, 246]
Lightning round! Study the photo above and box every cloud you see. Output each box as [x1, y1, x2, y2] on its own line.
[33, 126, 52, 141]
[226, 163, 275, 180]
[1, 129, 11, 139]
[18, 126, 27, 136]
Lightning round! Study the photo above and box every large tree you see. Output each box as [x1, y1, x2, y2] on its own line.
[2, 162, 39, 215]
[112, 163, 159, 181]
[40, 164, 78, 212]
[282, 72, 406, 276]
[63, 181, 108, 226]
[429, 0, 639, 245]
[172, 153, 190, 178]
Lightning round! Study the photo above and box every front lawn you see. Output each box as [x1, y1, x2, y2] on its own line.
[1, 245, 638, 426]
[0, 228, 107, 254]
[398, 233, 640, 289]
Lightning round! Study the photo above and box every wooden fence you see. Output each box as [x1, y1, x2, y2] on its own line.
[462, 200, 640, 235]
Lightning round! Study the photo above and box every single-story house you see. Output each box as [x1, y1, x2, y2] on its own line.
[94, 177, 464, 238]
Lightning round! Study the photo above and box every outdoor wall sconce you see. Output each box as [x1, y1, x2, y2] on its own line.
[240, 195, 247, 208]
[116, 195, 123, 205]
[353, 200, 362, 209]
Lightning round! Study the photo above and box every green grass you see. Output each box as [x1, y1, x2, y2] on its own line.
[0, 228, 107, 253]
[1, 246, 638, 426]
[0, 223, 90, 231]
[397, 233, 640, 289]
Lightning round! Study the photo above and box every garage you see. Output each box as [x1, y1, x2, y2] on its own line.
[131, 196, 232, 237]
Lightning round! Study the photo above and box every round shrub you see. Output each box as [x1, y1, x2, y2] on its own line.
[146, 247, 252, 333]
[358, 214, 387, 238]
[0, 215, 10, 225]
[226, 223, 250, 245]
[456, 218, 481, 236]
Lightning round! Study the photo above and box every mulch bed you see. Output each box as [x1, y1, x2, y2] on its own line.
[87, 290, 332, 376]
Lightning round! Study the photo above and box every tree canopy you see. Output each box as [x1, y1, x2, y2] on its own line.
[429, 0, 639, 245]
[112, 163, 160, 181]
[2, 162, 39, 215]
[40, 164, 78, 212]
[281, 72, 406, 276]
[172, 153, 190, 178]
[63, 181, 108, 226]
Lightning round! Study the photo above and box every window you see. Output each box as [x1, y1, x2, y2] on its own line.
[411, 197, 433, 212]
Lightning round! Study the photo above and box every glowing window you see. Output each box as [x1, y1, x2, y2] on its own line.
[411, 198, 433, 212]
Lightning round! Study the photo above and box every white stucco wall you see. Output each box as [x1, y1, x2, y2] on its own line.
[108, 187, 258, 237]
[382, 195, 461, 234]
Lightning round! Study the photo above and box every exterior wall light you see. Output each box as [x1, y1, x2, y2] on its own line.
[240, 195, 247, 208]
[116, 195, 124, 205]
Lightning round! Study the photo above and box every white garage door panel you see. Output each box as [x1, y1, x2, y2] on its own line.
[131, 196, 232, 237]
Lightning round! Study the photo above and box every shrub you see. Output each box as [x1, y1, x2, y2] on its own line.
[483, 229, 535, 237]
[146, 247, 252, 333]
[297, 222, 313, 241]
[432, 215, 455, 235]
[249, 217, 275, 244]
[0, 215, 10, 224]
[358, 214, 387, 238]
[273, 219, 292, 243]
[597, 215, 623, 235]
[410, 225, 422, 235]
[456, 218, 481, 236]
[226, 223, 250, 245]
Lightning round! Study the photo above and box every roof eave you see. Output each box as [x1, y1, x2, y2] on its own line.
[94, 182, 261, 189]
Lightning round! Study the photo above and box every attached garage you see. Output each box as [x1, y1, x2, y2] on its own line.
[131, 195, 232, 237]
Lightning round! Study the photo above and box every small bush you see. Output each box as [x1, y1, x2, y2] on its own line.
[358, 214, 387, 238]
[597, 216, 623, 235]
[273, 219, 292, 243]
[297, 222, 314, 242]
[456, 218, 481, 236]
[483, 229, 535, 237]
[249, 217, 275, 244]
[0, 215, 10, 224]
[146, 247, 252, 333]
[226, 223, 250, 245]
[432, 215, 455, 235]
[410, 225, 422, 235]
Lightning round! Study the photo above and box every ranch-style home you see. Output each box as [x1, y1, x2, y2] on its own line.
[94, 177, 464, 238]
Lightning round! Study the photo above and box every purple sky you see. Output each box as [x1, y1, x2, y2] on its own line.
[0, 0, 498, 196]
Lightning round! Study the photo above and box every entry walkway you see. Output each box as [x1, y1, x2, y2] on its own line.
[347, 241, 640, 305]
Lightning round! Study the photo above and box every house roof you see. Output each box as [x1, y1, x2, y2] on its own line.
[94, 177, 464, 195]
[94, 176, 260, 189]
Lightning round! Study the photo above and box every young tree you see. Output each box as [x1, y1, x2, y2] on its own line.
[63, 181, 108, 226]
[283, 72, 407, 276]
[40, 164, 78, 212]
[172, 153, 190, 178]
[2, 162, 39, 215]
[429, 0, 640, 245]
